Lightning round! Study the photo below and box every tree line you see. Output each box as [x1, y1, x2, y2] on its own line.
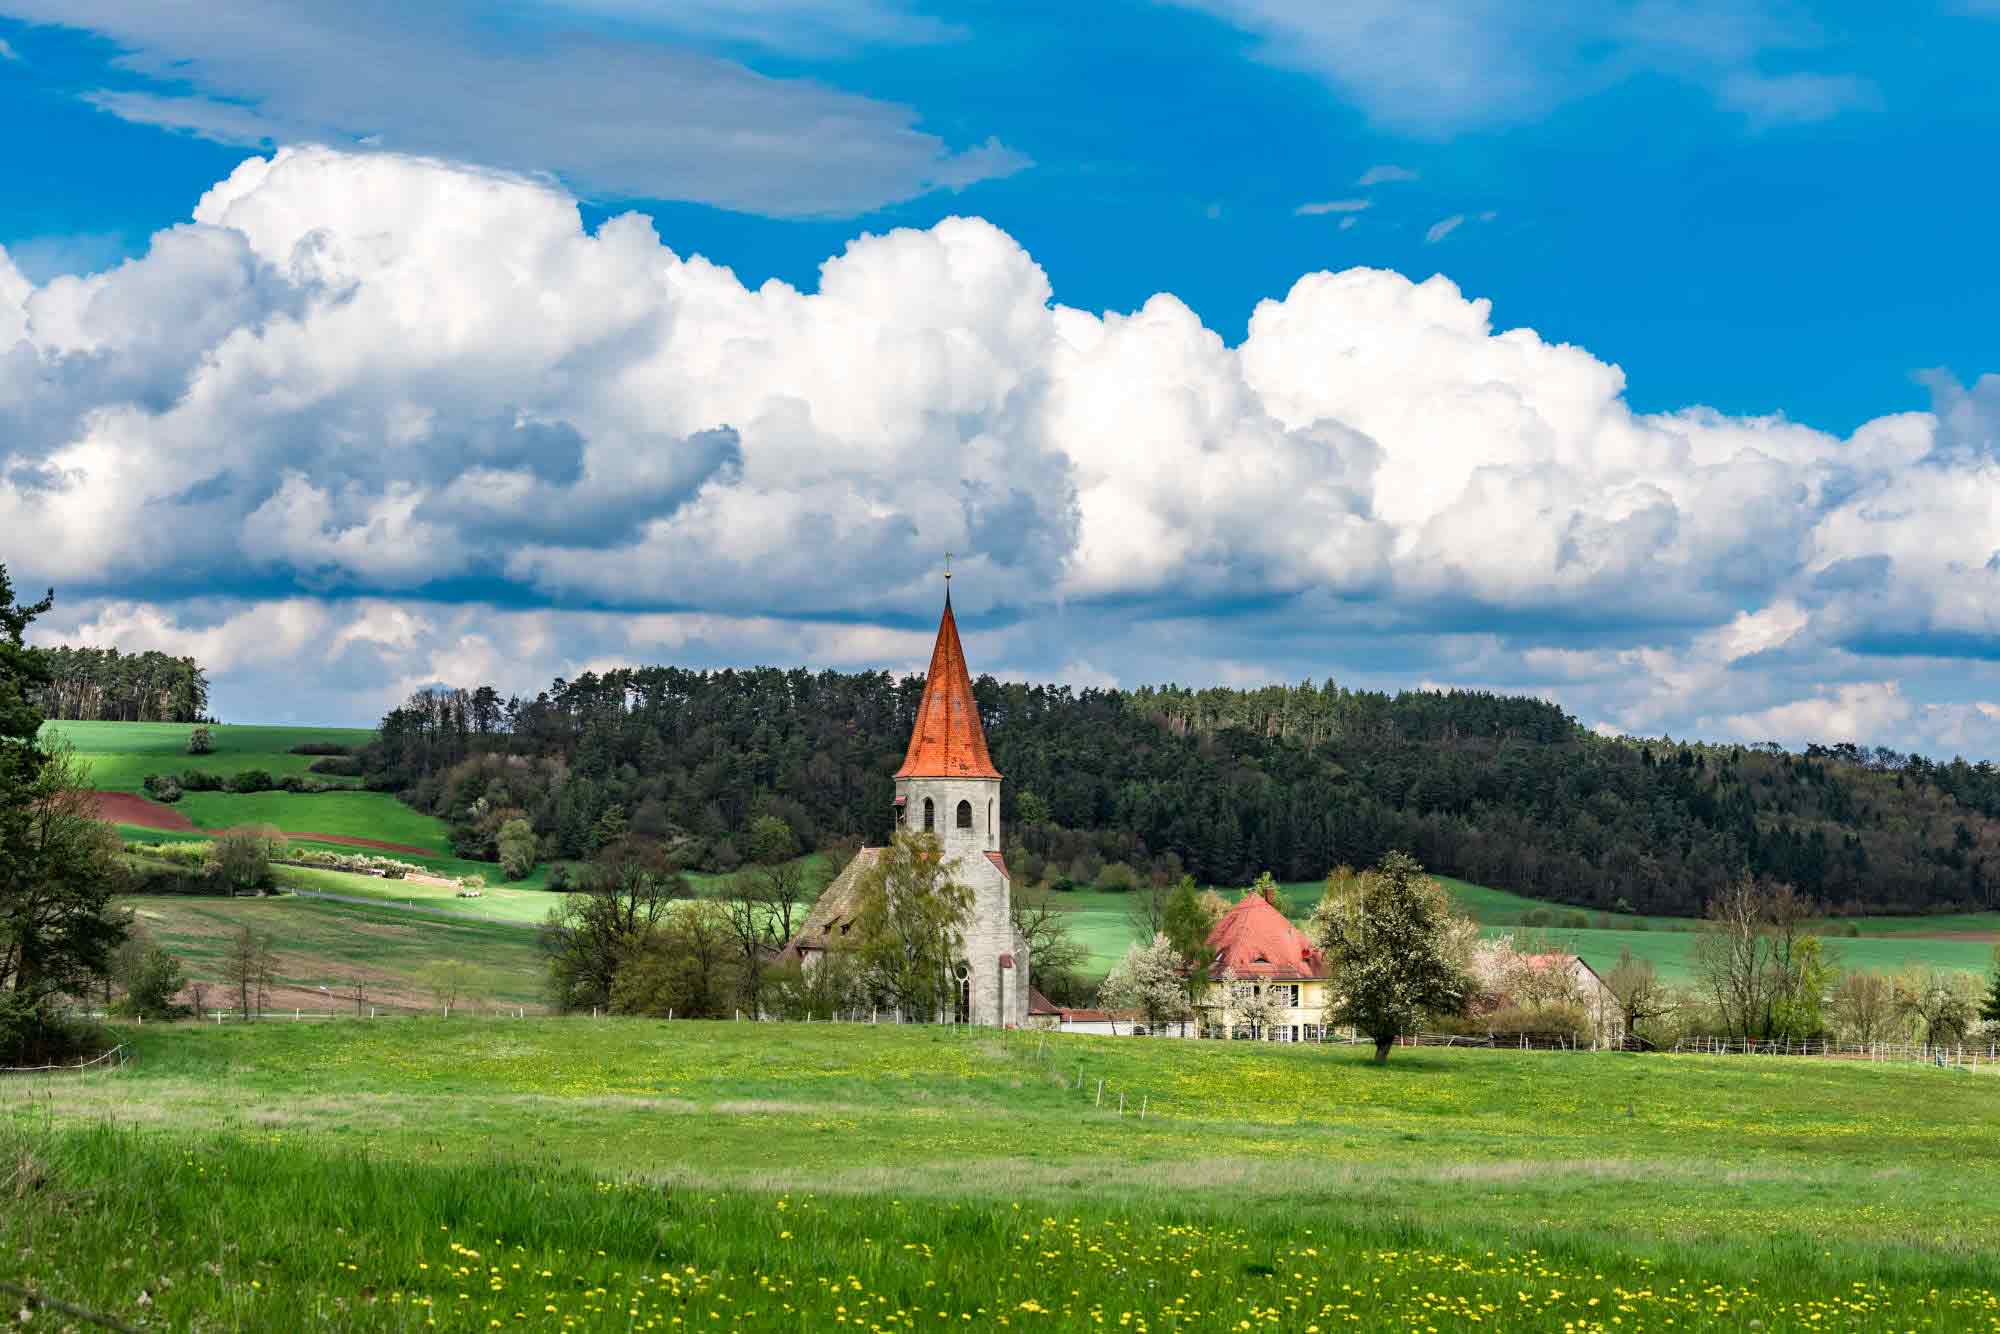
[35, 645, 210, 723]
[358, 664, 2000, 917]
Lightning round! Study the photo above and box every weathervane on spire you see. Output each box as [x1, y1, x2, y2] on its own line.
[943, 551, 953, 606]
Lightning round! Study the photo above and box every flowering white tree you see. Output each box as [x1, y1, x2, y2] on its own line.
[1099, 933, 1191, 1033]
[1227, 975, 1287, 1039]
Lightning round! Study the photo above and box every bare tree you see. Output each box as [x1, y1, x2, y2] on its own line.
[1896, 967, 1978, 1051]
[1831, 969, 1896, 1045]
[425, 960, 474, 1016]
[1011, 886, 1089, 1003]
[1125, 878, 1171, 941]
[1692, 876, 1777, 1041]
[1603, 947, 1673, 1041]
[219, 925, 276, 1019]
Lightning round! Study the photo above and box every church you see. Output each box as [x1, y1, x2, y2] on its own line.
[781, 581, 1031, 1026]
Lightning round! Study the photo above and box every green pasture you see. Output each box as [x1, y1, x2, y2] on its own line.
[171, 788, 450, 851]
[116, 893, 547, 1010]
[41, 718, 375, 790]
[274, 864, 563, 923]
[7, 1021, 2000, 1330]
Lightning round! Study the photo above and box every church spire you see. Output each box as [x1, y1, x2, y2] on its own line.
[895, 574, 1000, 780]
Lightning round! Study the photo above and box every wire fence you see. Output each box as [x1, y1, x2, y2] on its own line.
[0, 1044, 128, 1077]
[1672, 1034, 2000, 1070]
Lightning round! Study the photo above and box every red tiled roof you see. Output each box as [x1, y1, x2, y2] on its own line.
[895, 593, 1001, 780]
[1028, 987, 1060, 1015]
[1205, 892, 1328, 981]
[986, 850, 1009, 879]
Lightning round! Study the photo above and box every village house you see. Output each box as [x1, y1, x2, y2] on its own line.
[1191, 891, 1335, 1041]
[781, 578, 1030, 1026]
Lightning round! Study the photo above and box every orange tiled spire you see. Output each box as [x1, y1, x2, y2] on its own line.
[895, 578, 1001, 780]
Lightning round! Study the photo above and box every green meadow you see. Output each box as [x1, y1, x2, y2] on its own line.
[42, 718, 377, 791]
[6, 1020, 2000, 1330]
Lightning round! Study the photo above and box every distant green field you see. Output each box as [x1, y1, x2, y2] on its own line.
[171, 789, 450, 851]
[117, 893, 547, 1010]
[1049, 872, 1999, 983]
[42, 719, 376, 791]
[275, 864, 563, 924]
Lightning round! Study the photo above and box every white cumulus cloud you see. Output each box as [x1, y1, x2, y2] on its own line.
[5, 146, 2000, 752]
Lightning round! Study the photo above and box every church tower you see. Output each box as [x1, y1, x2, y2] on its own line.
[781, 573, 1029, 1026]
[890, 576, 1026, 1026]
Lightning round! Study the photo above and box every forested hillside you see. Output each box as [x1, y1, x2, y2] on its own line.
[35, 646, 209, 723]
[362, 669, 2000, 917]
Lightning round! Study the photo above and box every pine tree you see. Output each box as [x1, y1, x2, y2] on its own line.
[0, 566, 127, 1062]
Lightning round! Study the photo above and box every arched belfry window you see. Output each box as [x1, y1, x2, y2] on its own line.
[955, 799, 973, 830]
[923, 798, 935, 832]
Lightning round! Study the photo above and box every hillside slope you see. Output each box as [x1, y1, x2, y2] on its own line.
[364, 670, 2000, 916]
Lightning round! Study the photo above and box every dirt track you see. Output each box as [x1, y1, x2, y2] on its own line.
[90, 791, 437, 857]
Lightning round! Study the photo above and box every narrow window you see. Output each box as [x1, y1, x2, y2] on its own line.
[923, 798, 935, 832]
[987, 799, 995, 840]
[955, 799, 973, 830]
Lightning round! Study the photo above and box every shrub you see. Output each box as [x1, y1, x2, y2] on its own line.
[177, 769, 224, 791]
[308, 755, 364, 777]
[210, 825, 286, 893]
[279, 847, 420, 879]
[114, 945, 189, 1019]
[1562, 911, 1591, 930]
[289, 742, 352, 756]
[1520, 907, 1554, 928]
[1096, 861, 1140, 892]
[185, 725, 214, 755]
[141, 773, 184, 803]
[497, 818, 537, 881]
[280, 775, 337, 794]
[123, 861, 221, 895]
[546, 862, 572, 893]
[229, 769, 275, 794]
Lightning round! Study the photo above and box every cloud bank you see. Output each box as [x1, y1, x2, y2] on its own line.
[0, 0, 1025, 217]
[4, 147, 1998, 754]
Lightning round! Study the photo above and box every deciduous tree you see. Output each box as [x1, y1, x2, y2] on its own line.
[1010, 885, 1088, 1005]
[850, 833, 975, 1023]
[1313, 851, 1471, 1063]
[219, 924, 276, 1019]
[541, 837, 687, 1011]
[1098, 933, 1191, 1033]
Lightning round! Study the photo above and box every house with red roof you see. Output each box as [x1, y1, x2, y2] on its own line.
[1194, 891, 1336, 1041]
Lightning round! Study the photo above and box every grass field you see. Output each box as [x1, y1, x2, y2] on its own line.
[170, 788, 451, 850]
[117, 893, 548, 1010]
[41, 718, 377, 790]
[6, 1020, 2000, 1330]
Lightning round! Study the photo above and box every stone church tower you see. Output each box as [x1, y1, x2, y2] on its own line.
[783, 578, 1029, 1026]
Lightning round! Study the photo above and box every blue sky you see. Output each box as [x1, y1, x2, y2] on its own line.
[3, 1, 2000, 754]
